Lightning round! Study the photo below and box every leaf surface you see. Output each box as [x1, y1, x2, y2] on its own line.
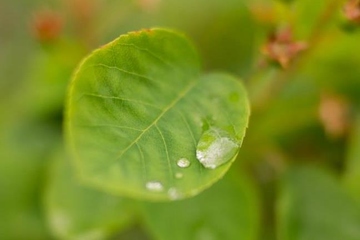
[66, 28, 250, 200]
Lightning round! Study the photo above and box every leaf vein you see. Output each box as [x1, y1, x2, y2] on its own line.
[117, 43, 174, 68]
[177, 111, 202, 175]
[155, 124, 173, 180]
[88, 69, 122, 121]
[136, 143, 147, 182]
[76, 124, 143, 132]
[91, 63, 158, 83]
[79, 93, 162, 110]
[178, 111, 197, 146]
[113, 80, 198, 164]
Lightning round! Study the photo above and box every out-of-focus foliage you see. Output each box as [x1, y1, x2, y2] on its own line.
[344, 116, 360, 203]
[0, 116, 60, 239]
[2, 0, 360, 239]
[277, 166, 360, 240]
[44, 147, 135, 239]
[141, 170, 260, 240]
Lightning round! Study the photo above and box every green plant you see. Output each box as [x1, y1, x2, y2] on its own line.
[3, 0, 360, 240]
[65, 28, 250, 201]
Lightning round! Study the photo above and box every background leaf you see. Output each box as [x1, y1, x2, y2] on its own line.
[343, 116, 360, 203]
[303, 33, 360, 106]
[277, 166, 360, 240]
[66, 28, 250, 201]
[44, 147, 135, 240]
[140, 170, 260, 240]
[0, 119, 59, 239]
[21, 40, 85, 119]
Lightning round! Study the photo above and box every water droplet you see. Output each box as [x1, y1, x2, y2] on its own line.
[196, 127, 239, 169]
[175, 172, 183, 179]
[51, 210, 71, 233]
[194, 226, 217, 240]
[145, 181, 163, 192]
[177, 158, 191, 168]
[76, 229, 106, 240]
[168, 187, 181, 200]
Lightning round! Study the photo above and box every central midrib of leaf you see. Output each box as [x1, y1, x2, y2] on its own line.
[114, 78, 199, 163]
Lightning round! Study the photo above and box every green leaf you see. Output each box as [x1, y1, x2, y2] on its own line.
[44, 147, 135, 240]
[277, 166, 360, 240]
[0, 117, 60, 239]
[66, 28, 250, 201]
[140, 171, 260, 240]
[343, 116, 360, 202]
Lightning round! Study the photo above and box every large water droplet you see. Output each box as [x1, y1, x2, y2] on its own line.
[196, 127, 239, 169]
[145, 181, 163, 192]
[177, 158, 191, 168]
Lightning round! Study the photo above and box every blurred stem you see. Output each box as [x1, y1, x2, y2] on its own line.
[309, 0, 342, 45]
[244, 0, 342, 185]
[248, 0, 341, 113]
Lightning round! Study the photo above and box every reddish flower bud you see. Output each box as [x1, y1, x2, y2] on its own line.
[31, 9, 63, 43]
[137, 0, 161, 12]
[344, 0, 360, 23]
[262, 27, 307, 68]
[319, 93, 350, 139]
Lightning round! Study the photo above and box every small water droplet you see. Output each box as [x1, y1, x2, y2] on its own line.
[196, 127, 239, 169]
[175, 172, 183, 179]
[52, 210, 71, 233]
[196, 116, 202, 125]
[76, 229, 106, 240]
[145, 181, 163, 192]
[177, 158, 191, 168]
[168, 187, 181, 200]
[194, 226, 217, 240]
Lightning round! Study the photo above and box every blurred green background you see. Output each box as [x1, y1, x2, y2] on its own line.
[1, 0, 360, 239]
